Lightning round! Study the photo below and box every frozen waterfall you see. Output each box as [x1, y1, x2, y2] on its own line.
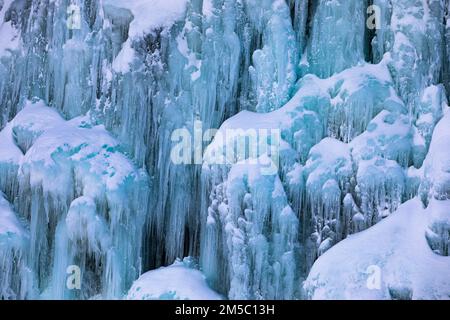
[0, 0, 449, 300]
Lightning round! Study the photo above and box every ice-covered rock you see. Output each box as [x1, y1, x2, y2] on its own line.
[126, 259, 222, 300]
[420, 111, 450, 201]
[248, 0, 299, 112]
[201, 157, 299, 299]
[0, 192, 32, 300]
[0, 121, 22, 199]
[383, 0, 445, 110]
[302, 0, 367, 78]
[201, 59, 420, 298]
[0, 0, 449, 301]
[0, 0, 19, 57]
[303, 138, 353, 250]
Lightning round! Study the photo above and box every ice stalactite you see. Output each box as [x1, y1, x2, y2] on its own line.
[301, 0, 368, 78]
[303, 138, 353, 255]
[0, 0, 308, 271]
[201, 158, 299, 299]
[0, 121, 21, 200]
[0, 0, 21, 127]
[86, 0, 303, 267]
[285, 0, 309, 54]
[0, 192, 33, 300]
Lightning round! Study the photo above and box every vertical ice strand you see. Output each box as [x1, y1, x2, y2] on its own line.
[0, 0, 449, 300]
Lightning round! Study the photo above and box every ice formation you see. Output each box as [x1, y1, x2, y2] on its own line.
[304, 198, 450, 300]
[0, 100, 150, 299]
[126, 258, 222, 300]
[0, 192, 31, 299]
[0, 0, 449, 300]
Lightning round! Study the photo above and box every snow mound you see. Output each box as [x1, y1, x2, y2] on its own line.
[126, 259, 222, 300]
[304, 198, 450, 300]
[0, 100, 150, 299]
[17, 100, 140, 197]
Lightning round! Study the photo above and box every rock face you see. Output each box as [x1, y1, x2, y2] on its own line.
[0, 0, 449, 300]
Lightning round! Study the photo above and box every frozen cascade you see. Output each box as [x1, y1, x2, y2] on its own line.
[200, 59, 428, 297]
[0, 101, 150, 299]
[372, 0, 446, 109]
[302, 0, 367, 78]
[304, 198, 450, 300]
[247, 0, 299, 112]
[0, 0, 449, 300]
[0, 192, 32, 299]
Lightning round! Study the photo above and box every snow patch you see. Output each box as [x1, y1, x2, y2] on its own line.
[126, 259, 223, 300]
[305, 198, 450, 300]
[104, 0, 188, 39]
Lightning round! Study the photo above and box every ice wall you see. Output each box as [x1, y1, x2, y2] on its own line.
[0, 0, 449, 300]
[302, 0, 367, 78]
[200, 0, 450, 299]
[126, 258, 222, 300]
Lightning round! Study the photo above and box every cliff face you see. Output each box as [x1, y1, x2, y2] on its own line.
[0, 0, 449, 300]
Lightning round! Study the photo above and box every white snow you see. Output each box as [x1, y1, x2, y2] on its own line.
[126, 260, 223, 300]
[11, 100, 65, 153]
[112, 39, 135, 73]
[304, 198, 450, 300]
[106, 0, 188, 73]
